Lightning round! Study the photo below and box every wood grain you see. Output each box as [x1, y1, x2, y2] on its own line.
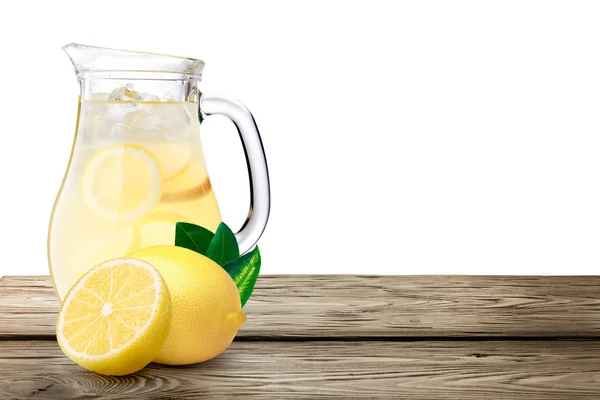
[2, 275, 600, 338]
[1, 340, 599, 399]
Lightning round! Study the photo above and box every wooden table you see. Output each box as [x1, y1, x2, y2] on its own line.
[1, 275, 600, 399]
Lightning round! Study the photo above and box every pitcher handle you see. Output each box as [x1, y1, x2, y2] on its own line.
[199, 95, 271, 254]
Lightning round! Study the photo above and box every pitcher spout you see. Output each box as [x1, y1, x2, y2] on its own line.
[62, 43, 204, 80]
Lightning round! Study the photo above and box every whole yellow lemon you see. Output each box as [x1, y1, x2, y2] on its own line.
[129, 245, 246, 365]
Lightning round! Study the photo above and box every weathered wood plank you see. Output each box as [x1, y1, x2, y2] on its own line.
[2, 275, 600, 338]
[1, 340, 599, 399]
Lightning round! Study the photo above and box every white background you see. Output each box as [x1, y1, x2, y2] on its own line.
[1, 0, 600, 276]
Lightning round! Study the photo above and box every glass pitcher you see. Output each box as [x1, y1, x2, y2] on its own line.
[48, 44, 270, 300]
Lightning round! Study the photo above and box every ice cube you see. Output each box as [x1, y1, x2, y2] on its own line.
[109, 123, 129, 140]
[140, 93, 161, 103]
[81, 100, 104, 120]
[109, 85, 142, 102]
[161, 117, 190, 142]
[163, 91, 176, 102]
[108, 84, 164, 103]
[79, 93, 137, 149]
[127, 104, 191, 141]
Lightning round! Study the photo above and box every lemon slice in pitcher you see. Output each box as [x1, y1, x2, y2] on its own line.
[57, 258, 171, 376]
[145, 143, 190, 182]
[83, 144, 162, 221]
[139, 212, 188, 248]
[68, 226, 140, 274]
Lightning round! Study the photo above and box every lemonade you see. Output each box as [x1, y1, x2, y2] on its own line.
[49, 90, 222, 300]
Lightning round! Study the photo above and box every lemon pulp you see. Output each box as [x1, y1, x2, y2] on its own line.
[56, 258, 172, 376]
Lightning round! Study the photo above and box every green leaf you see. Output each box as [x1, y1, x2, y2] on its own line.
[206, 223, 239, 266]
[174, 222, 261, 306]
[223, 246, 261, 307]
[175, 222, 214, 255]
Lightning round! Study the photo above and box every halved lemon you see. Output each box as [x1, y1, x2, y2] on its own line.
[83, 144, 162, 222]
[139, 212, 188, 248]
[56, 258, 172, 376]
[68, 226, 140, 274]
[145, 143, 190, 182]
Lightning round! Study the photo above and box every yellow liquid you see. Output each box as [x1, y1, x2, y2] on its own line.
[48, 100, 221, 300]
